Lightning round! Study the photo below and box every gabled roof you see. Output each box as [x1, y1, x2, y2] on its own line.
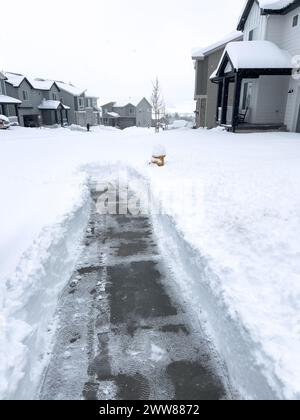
[4, 73, 60, 91]
[56, 81, 85, 96]
[136, 97, 152, 108]
[4, 72, 29, 88]
[192, 31, 243, 60]
[214, 41, 292, 77]
[237, 0, 300, 31]
[38, 100, 70, 110]
[29, 78, 61, 91]
[114, 102, 135, 108]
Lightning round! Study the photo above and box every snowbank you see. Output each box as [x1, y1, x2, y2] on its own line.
[168, 120, 189, 130]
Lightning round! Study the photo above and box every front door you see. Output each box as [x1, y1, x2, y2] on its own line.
[296, 105, 300, 133]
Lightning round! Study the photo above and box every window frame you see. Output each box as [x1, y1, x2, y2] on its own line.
[22, 90, 29, 101]
[293, 15, 299, 28]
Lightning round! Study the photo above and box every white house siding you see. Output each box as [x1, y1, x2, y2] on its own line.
[284, 77, 300, 131]
[268, 7, 300, 55]
[243, 1, 266, 41]
[252, 76, 290, 124]
[266, 7, 300, 130]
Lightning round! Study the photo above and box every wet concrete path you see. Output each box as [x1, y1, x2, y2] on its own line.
[40, 186, 229, 400]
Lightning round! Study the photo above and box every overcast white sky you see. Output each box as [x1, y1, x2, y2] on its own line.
[1, 0, 243, 112]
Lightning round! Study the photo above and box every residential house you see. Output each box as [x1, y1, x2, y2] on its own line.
[102, 98, 152, 129]
[192, 31, 243, 129]
[212, 0, 300, 132]
[4, 73, 70, 127]
[0, 72, 21, 120]
[55, 82, 100, 126]
[2, 72, 100, 128]
[85, 92, 102, 126]
[136, 98, 152, 127]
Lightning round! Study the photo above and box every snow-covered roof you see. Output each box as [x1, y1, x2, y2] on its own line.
[29, 79, 55, 91]
[114, 101, 136, 108]
[85, 90, 98, 99]
[56, 81, 85, 97]
[4, 72, 26, 88]
[192, 31, 243, 60]
[237, 0, 297, 30]
[217, 41, 292, 72]
[38, 100, 70, 110]
[106, 112, 120, 118]
[259, 0, 295, 10]
[0, 95, 22, 104]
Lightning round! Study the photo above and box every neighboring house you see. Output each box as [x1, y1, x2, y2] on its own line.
[2, 72, 100, 128]
[212, 0, 300, 132]
[55, 82, 100, 126]
[85, 92, 102, 126]
[0, 72, 22, 121]
[102, 98, 152, 129]
[136, 98, 152, 127]
[192, 31, 243, 129]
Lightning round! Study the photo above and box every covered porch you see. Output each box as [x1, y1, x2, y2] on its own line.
[102, 112, 120, 128]
[0, 95, 22, 123]
[38, 100, 70, 127]
[211, 41, 293, 132]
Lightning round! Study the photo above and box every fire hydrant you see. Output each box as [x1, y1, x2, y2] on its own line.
[151, 145, 166, 167]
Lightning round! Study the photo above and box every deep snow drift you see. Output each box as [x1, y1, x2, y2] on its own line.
[1, 125, 300, 400]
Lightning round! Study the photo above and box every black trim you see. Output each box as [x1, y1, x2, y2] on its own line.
[237, 0, 256, 31]
[261, 0, 300, 16]
[237, 0, 300, 31]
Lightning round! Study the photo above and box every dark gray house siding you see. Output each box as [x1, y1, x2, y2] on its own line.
[5, 79, 43, 126]
[193, 35, 242, 129]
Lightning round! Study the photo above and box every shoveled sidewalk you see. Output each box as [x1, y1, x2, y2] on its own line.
[40, 185, 229, 400]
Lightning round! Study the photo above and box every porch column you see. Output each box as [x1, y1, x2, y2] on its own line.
[221, 77, 230, 125]
[15, 104, 20, 124]
[60, 109, 63, 127]
[55, 111, 58, 125]
[66, 110, 69, 125]
[231, 73, 242, 132]
[2, 104, 8, 116]
[216, 81, 223, 124]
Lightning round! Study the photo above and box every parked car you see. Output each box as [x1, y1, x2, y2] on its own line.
[0, 115, 10, 130]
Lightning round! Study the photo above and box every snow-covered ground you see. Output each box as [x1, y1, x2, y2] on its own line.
[1, 125, 300, 400]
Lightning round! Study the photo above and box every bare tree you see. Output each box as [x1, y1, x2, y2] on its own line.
[151, 77, 164, 133]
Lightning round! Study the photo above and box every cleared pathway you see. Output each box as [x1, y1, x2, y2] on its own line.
[40, 185, 229, 400]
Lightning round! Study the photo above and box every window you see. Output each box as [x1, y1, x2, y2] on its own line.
[78, 98, 84, 109]
[0, 82, 3, 95]
[293, 15, 299, 27]
[52, 93, 57, 100]
[22, 90, 28, 101]
[242, 82, 253, 109]
[248, 30, 254, 41]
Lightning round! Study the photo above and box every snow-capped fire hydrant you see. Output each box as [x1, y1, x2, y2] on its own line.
[151, 145, 166, 167]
